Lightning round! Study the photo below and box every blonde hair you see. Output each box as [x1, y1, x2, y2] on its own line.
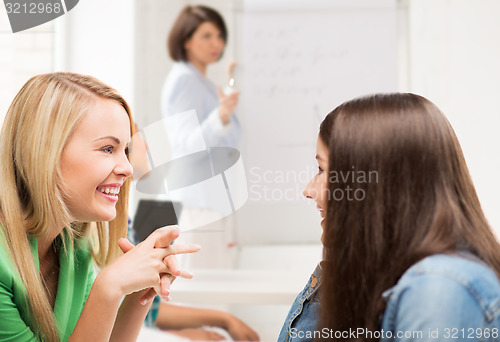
[0, 72, 134, 341]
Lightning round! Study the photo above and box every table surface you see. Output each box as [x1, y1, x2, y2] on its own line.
[170, 269, 311, 305]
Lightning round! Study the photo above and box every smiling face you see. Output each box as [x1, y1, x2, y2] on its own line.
[184, 21, 225, 69]
[303, 135, 329, 243]
[59, 97, 133, 222]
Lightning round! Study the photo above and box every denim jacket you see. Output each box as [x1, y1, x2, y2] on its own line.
[380, 253, 500, 342]
[278, 264, 322, 342]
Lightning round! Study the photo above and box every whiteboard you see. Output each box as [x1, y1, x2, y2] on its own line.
[232, 0, 402, 244]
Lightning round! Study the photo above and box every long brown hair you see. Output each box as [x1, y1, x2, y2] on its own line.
[0, 72, 133, 341]
[320, 93, 500, 340]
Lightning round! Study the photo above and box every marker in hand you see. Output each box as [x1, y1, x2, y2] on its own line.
[224, 61, 238, 95]
[218, 61, 240, 124]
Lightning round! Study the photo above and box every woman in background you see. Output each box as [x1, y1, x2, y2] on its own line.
[162, 5, 240, 151]
[0, 72, 198, 342]
[320, 93, 500, 341]
[161, 5, 240, 268]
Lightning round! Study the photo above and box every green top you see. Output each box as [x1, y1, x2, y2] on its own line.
[0, 233, 94, 341]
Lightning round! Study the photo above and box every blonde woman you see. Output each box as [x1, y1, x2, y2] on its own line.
[0, 72, 199, 342]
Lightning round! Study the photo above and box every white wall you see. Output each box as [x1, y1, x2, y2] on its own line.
[54, 0, 135, 110]
[407, 0, 500, 235]
[0, 12, 54, 127]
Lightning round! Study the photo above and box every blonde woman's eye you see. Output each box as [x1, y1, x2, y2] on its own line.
[318, 166, 324, 174]
[101, 146, 114, 154]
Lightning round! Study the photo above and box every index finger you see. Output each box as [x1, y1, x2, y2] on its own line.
[156, 244, 201, 260]
[144, 225, 180, 249]
[165, 244, 201, 256]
